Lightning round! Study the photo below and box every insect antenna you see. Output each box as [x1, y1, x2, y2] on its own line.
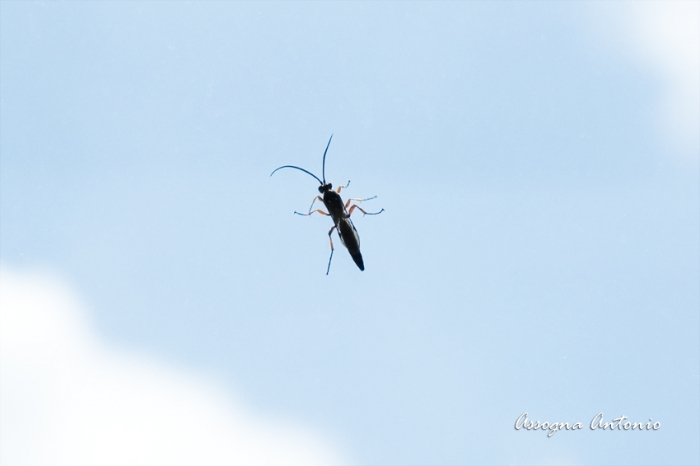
[270, 165, 323, 185]
[321, 134, 333, 184]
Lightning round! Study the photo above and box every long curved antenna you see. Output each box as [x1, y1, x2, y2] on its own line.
[270, 165, 323, 185]
[321, 134, 333, 183]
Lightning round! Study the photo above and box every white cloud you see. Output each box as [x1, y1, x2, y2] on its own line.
[0, 266, 346, 466]
[594, 1, 700, 158]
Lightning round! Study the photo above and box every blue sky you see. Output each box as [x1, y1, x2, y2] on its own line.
[1, 2, 698, 465]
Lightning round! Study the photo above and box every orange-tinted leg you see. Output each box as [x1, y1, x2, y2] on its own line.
[294, 209, 330, 217]
[294, 196, 327, 216]
[348, 204, 385, 216]
[344, 195, 377, 209]
[336, 180, 351, 194]
[326, 225, 337, 275]
[300, 195, 324, 214]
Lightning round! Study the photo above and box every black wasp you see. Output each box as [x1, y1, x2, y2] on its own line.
[271, 135, 384, 274]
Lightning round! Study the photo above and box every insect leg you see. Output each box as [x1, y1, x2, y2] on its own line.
[348, 204, 385, 216]
[326, 225, 337, 275]
[298, 195, 324, 214]
[344, 195, 377, 209]
[336, 180, 351, 194]
[294, 209, 330, 217]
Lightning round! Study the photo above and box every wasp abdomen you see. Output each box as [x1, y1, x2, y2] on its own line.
[337, 219, 364, 271]
[349, 250, 365, 271]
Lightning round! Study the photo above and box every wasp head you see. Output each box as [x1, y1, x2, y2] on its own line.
[318, 183, 333, 193]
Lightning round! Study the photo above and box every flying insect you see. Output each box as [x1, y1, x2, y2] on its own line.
[270, 135, 384, 274]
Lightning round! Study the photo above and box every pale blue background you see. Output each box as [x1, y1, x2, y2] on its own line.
[1, 2, 698, 464]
